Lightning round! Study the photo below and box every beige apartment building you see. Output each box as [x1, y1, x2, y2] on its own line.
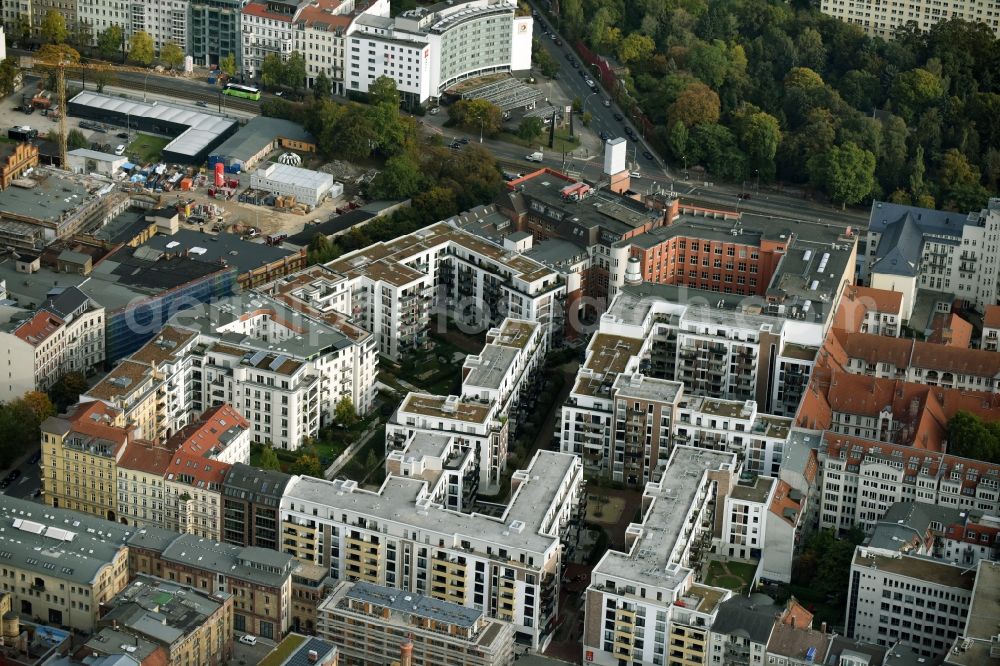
[821, 0, 1000, 38]
[318, 580, 515, 666]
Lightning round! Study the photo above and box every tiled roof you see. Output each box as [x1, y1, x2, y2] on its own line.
[850, 286, 903, 313]
[118, 439, 175, 476]
[927, 312, 973, 348]
[165, 451, 230, 490]
[13, 310, 63, 345]
[769, 480, 802, 528]
[841, 331, 1000, 377]
[168, 403, 249, 460]
[841, 332, 913, 368]
[983, 304, 1000, 329]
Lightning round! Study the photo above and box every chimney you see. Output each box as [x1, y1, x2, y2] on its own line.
[400, 637, 414, 666]
[307, 649, 319, 663]
[821, 622, 827, 634]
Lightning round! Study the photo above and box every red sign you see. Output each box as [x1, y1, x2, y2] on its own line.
[586, 651, 594, 662]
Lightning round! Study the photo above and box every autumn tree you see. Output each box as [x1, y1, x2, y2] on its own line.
[335, 396, 359, 429]
[96, 25, 123, 61]
[447, 99, 503, 137]
[128, 31, 154, 66]
[220, 53, 237, 78]
[617, 33, 655, 67]
[368, 75, 400, 107]
[667, 82, 720, 129]
[160, 42, 184, 70]
[40, 9, 68, 45]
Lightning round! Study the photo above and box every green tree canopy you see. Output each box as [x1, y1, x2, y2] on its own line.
[808, 141, 876, 208]
[313, 71, 332, 100]
[96, 24, 123, 61]
[290, 453, 324, 478]
[368, 75, 400, 107]
[128, 31, 154, 67]
[947, 411, 1000, 463]
[369, 154, 421, 199]
[667, 82, 721, 129]
[285, 51, 306, 92]
[160, 42, 184, 70]
[517, 116, 544, 142]
[40, 9, 68, 45]
[257, 446, 282, 471]
[220, 53, 237, 78]
[447, 99, 503, 137]
[335, 396, 359, 428]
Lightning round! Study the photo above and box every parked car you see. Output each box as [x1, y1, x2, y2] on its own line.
[642, 150, 654, 160]
[613, 113, 623, 121]
[116, 132, 129, 139]
[196, 100, 208, 107]
[28, 451, 40, 464]
[239, 635, 257, 646]
[629, 171, 641, 179]
[114, 144, 126, 155]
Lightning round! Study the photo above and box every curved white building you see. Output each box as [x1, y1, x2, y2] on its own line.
[345, 0, 532, 104]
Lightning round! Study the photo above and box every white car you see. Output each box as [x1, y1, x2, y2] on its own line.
[239, 635, 257, 646]
[630, 171, 641, 179]
[114, 144, 126, 156]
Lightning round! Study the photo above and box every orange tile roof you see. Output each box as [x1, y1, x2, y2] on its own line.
[769, 480, 803, 528]
[168, 403, 249, 459]
[13, 311, 64, 345]
[983, 305, 1000, 329]
[841, 332, 913, 368]
[779, 597, 814, 629]
[242, 0, 293, 21]
[851, 286, 903, 313]
[118, 439, 175, 476]
[927, 313, 973, 348]
[65, 401, 130, 449]
[166, 451, 231, 489]
[910, 339, 1000, 377]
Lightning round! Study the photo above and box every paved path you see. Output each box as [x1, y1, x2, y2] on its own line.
[324, 424, 382, 479]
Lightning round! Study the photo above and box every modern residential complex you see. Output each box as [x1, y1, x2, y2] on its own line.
[582, 446, 736, 666]
[317, 580, 515, 666]
[280, 450, 584, 650]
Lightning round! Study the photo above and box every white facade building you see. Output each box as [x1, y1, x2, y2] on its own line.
[75, 0, 189, 53]
[846, 547, 976, 657]
[0, 286, 105, 402]
[820, 0, 1000, 38]
[720, 475, 776, 561]
[280, 449, 584, 650]
[250, 163, 339, 208]
[344, 0, 532, 104]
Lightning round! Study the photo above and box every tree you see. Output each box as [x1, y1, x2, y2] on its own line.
[285, 51, 306, 92]
[13, 14, 31, 47]
[517, 116, 544, 142]
[260, 53, 285, 89]
[67, 128, 88, 150]
[48, 371, 88, 411]
[412, 186, 458, 221]
[447, 99, 503, 137]
[0, 58, 21, 97]
[891, 68, 944, 121]
[909, 145, 927, 199]
[667, 121, 688, 161]
[617, 32, 655, 66]
[220, 53, 237, 78]
[937, 148, 981, 194]
[784, 66, 824, 90]
[582, 111, 592, 127]
[290, 453, 325, 478]
[96, 25, 123, 61]
[808, 142, 876, 209]
[92, 68, 115, 93]
[160, 42, 184, 70]
[257, 446, 282, 471]
[737, 109, 781, 176]
[21, 391, 55, 422]
[40, 9, 68, 45]
[335, 396, 359, 428]
[947, 411, 1000, 463]
[369, 154, 421, 199]
[313, 71, 332, 100]
[368, 75, 400, 107]
[128, 31, 154, 67]
[533, 39, 560, 78]
[667, 82, 720, 129]
[688, 39, 730, 88]
[72, 19, 93, 51]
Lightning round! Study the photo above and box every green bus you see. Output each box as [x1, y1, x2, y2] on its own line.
[222, 83, 261, 101]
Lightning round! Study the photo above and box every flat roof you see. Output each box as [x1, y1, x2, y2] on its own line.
[344, 580, 483, 627]
[852, 549, 977, 590]
[68, 148, 125, 162]
[594, 447, 737, 587]
[0, 170, 97, 223]
[254, 162, 333, 191]
[139, 229, 299, 276]
[612, 372, 682, 404]
[400, 392, 492, 424]
[69, 91, 237, 158]
[463, 344, 519, 391]
[964, 561, 1000, 640]
[731, 476, 775, 504]
[212, 116, 314, 163]
[102, 575, 225, 645]
[158, 534, 295, 587]
[285, 450, 579, 554]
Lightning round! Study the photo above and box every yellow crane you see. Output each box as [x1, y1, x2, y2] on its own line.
[33, 46, 112, 168]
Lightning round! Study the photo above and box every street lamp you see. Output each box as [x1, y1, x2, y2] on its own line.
[142, 70, 151, 102]
[479, 116, 484, 144]
[754, 168, 760, 194]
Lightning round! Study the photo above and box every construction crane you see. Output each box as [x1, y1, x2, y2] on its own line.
[34, 44, 80, 169]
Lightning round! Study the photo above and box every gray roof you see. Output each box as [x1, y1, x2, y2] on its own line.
[824, 637, 886, 666]
[871, 212, 923, 277]
[138, 229, 298, 276]
[463, 344, 518, 390]
[100, 575, 226, 646]
[69, 91, 236, 158]
[42, 285, 92, 318]
[0, 494, 133, 586]
[782, 430, 820, 479]
[711, 594, 780, 644]
[868, 201, 976, 236]
[82, 627, 161, 662]
[345, 580, 483, 627]
[126, 526, 185, 553]
[159, 534, 295, 587]
[222, 463, 293, 507]
[68, 148, 125, 162]
[211, 116, 315, 163]
[524, 237, 589, 268]
[265, 634, 338, 666]
[0, 171, 94, 223]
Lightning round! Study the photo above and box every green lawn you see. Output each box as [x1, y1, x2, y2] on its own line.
[499, 127, 581, 155]
[705, 559, 759, 592]
[127, 133, 171, 163]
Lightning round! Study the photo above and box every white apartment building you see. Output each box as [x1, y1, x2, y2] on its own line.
[846, 547, 976, 657]
[117, 439, 174, 529]
[720, 475, 776, 562]
[864, 199, 1000, 317]
[241, 0, 383, 92]
[820, 0, 1000, 38]
[75, 0, 188, 53]
[326, 221, 565, 361]
[386, 317, 545, 485]
[582, 447, 736, 666]
[344, 0, 532, 104]
[817, 432, 1000, 533]
[385, 431, 481, 511]
[386, 393, 508, 485]
[560, 289, 796, 486]
[0, 286, 105, 402]
[867, 501, 1000, 569]
[280, 449, 584, 650]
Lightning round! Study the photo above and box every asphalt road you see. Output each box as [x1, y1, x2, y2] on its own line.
[0, 448, 42, 502]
